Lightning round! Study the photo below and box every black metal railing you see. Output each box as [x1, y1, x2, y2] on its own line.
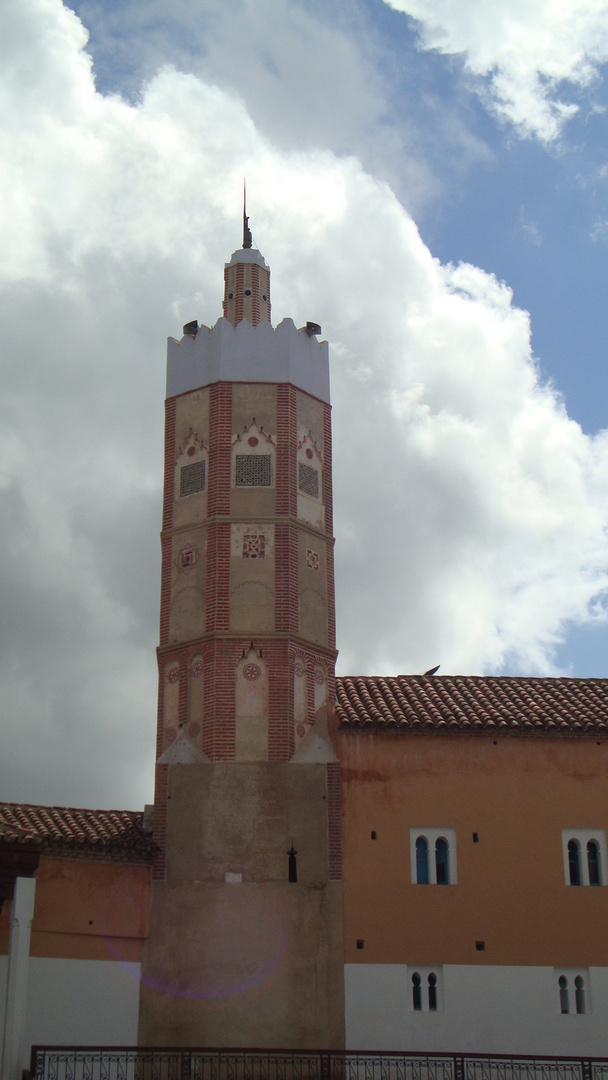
[28, 1049, 608, 1080]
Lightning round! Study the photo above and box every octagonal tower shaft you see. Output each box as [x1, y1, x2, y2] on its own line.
[139, 239, 344, 1050]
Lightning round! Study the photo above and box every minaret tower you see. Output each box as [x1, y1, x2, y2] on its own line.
[138, 202, 344, 1048]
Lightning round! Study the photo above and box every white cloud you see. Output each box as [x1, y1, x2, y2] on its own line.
[383, 0, 608, 142]
[2, 0, 608, 806]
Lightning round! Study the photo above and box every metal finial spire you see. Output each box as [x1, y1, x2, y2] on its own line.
[243, 180, 252, 249]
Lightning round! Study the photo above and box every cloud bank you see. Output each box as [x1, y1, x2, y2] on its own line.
[2, 0, 608, 807]
[383, 0, 608, 142]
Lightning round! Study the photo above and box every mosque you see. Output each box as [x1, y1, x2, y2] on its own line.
[2, 214, 608, 1073]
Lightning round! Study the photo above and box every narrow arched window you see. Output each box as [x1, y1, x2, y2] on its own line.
[416, 837, 429, 884]
[587, 841, 601, 885]
[428, 972, 437, 1012]
[575, 975, 585, 1014]
[412, 972, 422, 1011]
[559, 975, 569, 1014]
[568, 840, 581, 885]
[435, 838, 449, 885]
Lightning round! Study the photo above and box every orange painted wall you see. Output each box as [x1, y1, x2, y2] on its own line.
[0, 858, 149, 962]
[339, 731, 608, 967]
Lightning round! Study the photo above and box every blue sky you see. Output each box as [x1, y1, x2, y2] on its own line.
[2, 0, 608, 805]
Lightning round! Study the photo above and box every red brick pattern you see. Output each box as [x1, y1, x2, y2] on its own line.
[323, 403, 333, 537]
[251, 264, 260, 326]
[326, 763, 342, 880]
[208, 383, 232, 517]
[162, 399, 176, 532]
[276, 385, 297, 517]
[336, 674, 608, 735]
[152, 765, 168, 879]
[159, 399, 176, 647]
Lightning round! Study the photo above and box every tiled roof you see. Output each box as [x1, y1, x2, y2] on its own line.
[0, 803, 154, 862]
[335, 675, 608, 736]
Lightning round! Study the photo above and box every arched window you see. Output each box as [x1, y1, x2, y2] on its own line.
[412, 972, 422, 1011]
[428, 972, 438, 1012]
[587, 840, 601, 885]
[416, 837, 429, 884]
[435, 838, 449, 885]
[575, 975, 585, 1015]
[559, 975, 569, 1014]
[568, 840, 581, 886]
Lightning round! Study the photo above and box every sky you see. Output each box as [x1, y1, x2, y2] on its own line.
[3, 0, 608, 809]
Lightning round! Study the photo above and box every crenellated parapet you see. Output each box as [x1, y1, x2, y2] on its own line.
[167, 316, 330, 402]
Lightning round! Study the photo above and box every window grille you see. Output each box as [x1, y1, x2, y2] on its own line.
[180, 460, 205, 497]
[236, 454, 272, 487]
[298, 462, 319, 498]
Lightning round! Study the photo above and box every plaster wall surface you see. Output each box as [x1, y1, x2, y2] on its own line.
[0, 957, 140, 1064]
[139, 761, 344, 1048]
[0, 859, 149, 963]
[345, 963, 608, 1056]
[166, 319, 330, 403]
[340, 732, 608, 966]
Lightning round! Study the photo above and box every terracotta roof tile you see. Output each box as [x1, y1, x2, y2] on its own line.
[335, 675, 608, 736]
[0, 803, 154, 862]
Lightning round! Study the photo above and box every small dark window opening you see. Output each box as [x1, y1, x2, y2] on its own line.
[228, 292, 234, 299]
[559, 975, 569, 1014]
[412, 972, 422, 1011]
[244, 288, 252, 296]
[575, 975, 585, 1014]
[288, 844, 297, 883]
[356, 939, 364, 950]
[428, 972, 437, 1011]
[371, 831, 377, 840]
[587, 840, 601, 885]
[568, 840, 581, 885]
[475, 941, 485, 951]
[473, 832, 479, 843]
[416, 836, 429, 884]
[435, 837, 449, 884]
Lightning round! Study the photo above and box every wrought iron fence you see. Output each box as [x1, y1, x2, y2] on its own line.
[28, 1049, 608, 1080]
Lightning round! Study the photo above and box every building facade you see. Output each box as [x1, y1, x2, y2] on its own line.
[337, 674, 608, 1056]
[3, 234, 608, 1068]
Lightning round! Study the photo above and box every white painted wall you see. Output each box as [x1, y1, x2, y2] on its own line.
[0, 958, 140, 1068]
[345, 963, 608, 1057]
[167, 317, 330, 402]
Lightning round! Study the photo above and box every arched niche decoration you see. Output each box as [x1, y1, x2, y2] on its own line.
[313, 663, 329, 714]
[297, 431, 324, 528]
[188, 653, 204, 745]
[235, 645, 269, 760]
[174, 429, 208, 501]
[162, 658, 180, 755]
[232, 420, 276, 489]
[294, 654, 307, 743]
